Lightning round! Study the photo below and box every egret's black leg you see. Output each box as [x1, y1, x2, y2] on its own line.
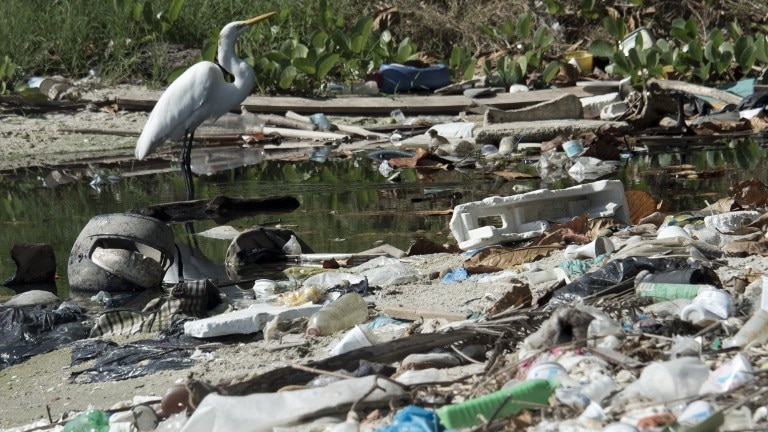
[181, 129, 195, 200]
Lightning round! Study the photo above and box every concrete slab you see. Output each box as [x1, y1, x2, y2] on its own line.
[184, 303, 322, 338]
[473, 119, 631, 144]
[484, 94, 583, 124]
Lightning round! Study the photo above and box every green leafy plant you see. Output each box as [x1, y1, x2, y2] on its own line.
[247, 0, 419, 94]
[595, 14, 768, 86]
[447, 45, 477, 82]
[480, 12, 560, 87]
[114, 0, 186, 40]
[0, 55, 18, 94]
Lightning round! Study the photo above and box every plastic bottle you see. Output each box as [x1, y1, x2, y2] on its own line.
[635, 282, 708, 302]
[617, 357, 710, 403]
[306, 293, 369, 336]
[62, 409, 109, 432]
[239, 107, 265, 140]
[436, 379, 556, 429]
[724, 309, 768, 348]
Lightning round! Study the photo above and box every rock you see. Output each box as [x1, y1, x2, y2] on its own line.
[2, 290, 60, 308]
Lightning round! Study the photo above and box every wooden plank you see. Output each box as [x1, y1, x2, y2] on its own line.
[380, 306, 468, 322]
[115, 86, 605, 116]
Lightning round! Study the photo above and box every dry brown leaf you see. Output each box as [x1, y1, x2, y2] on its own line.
[723, 239, 768, 257]
[463, 245, 560, 269]
[702, 197, 735, 213]
[528, 214, 589, 246]
[729, 178, 768, 208]
[533, 228, 589, 247]
[464, 264, 504, 274]
[625, 190, 657, 224]
[587, 217, 623, 237]
[494, 170, 537, 180]
[388, 148, 453, 170]
[746, 212, 768, 230]
[637, 211, 667, 226]
[485, 282, 532, 315]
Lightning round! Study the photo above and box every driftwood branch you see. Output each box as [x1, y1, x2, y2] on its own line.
[129, 195, 301, 224]
[213, 329, 478, 396]
[647, 78, 743, 105]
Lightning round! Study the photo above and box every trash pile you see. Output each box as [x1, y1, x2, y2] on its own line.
[5, 175, 768, 431]
[3, 27, 768, 432]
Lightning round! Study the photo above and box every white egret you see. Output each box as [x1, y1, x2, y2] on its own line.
[135, 11, 276, 198]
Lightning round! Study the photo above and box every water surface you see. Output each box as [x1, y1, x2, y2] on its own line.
[1, 136, 765, 297]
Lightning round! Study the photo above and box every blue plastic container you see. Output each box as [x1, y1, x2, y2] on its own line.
[378, 63, 451, 94]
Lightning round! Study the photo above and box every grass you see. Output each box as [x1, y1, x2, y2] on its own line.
[0, 0, 298, 84]
[0, 0, 766, 89]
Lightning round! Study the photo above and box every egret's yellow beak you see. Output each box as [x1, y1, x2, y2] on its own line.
[240, 11, 277, 28]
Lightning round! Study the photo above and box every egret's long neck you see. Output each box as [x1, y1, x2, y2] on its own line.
[218, 35, 255, 93]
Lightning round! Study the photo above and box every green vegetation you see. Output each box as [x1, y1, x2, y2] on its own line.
[590, 16, 768, 85]
[0, 0, 766, 95]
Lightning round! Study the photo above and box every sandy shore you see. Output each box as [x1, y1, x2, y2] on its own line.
[2, 85, 767, 431]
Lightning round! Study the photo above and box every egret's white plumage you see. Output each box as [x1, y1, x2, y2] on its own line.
[135, 12, 276, 163]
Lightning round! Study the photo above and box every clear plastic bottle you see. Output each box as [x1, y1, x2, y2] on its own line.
[306, 293, 369, 336]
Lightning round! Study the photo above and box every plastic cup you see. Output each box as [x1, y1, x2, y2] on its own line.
[526, 361, 567, 381]
[603, 423, 639, 432]
[634, 357, 710, 402]
[692, 287, 733, 319]
[562, 140, 584, 158]
[678, 400, 714, 426]
[656, 225, 690, 239]
[680, 304, 723, 324]
[329, 325, 375, 356]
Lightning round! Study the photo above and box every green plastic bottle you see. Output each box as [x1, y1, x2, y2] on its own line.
[62, 409, 109, 432]
[437, 379, 556, 429]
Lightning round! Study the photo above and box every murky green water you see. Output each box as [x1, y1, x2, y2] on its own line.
[0, 136, 766, 297]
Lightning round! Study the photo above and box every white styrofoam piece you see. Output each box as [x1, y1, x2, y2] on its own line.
[450, 180, 630, 250]
[580, 92, 620, 118]
[703, 210, 761, 233]
[184, 303, 321, 338]
[427, 121, 476, 138]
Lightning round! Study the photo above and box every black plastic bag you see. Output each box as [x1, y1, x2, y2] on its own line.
[69, 336, 205, 384]
[0, 302, 89, 370]
[549, 257, 693, 307]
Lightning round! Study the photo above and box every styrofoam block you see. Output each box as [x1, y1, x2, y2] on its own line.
[450, 180, 629, 250]
[704, 211, 761, 233]
[581, 92, 621, 118]
[600, 101, 629, 120]
[184, 303, 322, 338]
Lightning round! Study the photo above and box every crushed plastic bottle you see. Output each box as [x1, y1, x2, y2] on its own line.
[378, 160, 394, 177]
[390, 109, 406, 123]
[239, 107, 266, 141]
[306, 292, 369, 336]
[62, 409, 109, 432]
[437, 379, 556, 429]
[389, 129, 405, 145]
[282, 235, 302, 255]
[309, 113, 332, 131]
